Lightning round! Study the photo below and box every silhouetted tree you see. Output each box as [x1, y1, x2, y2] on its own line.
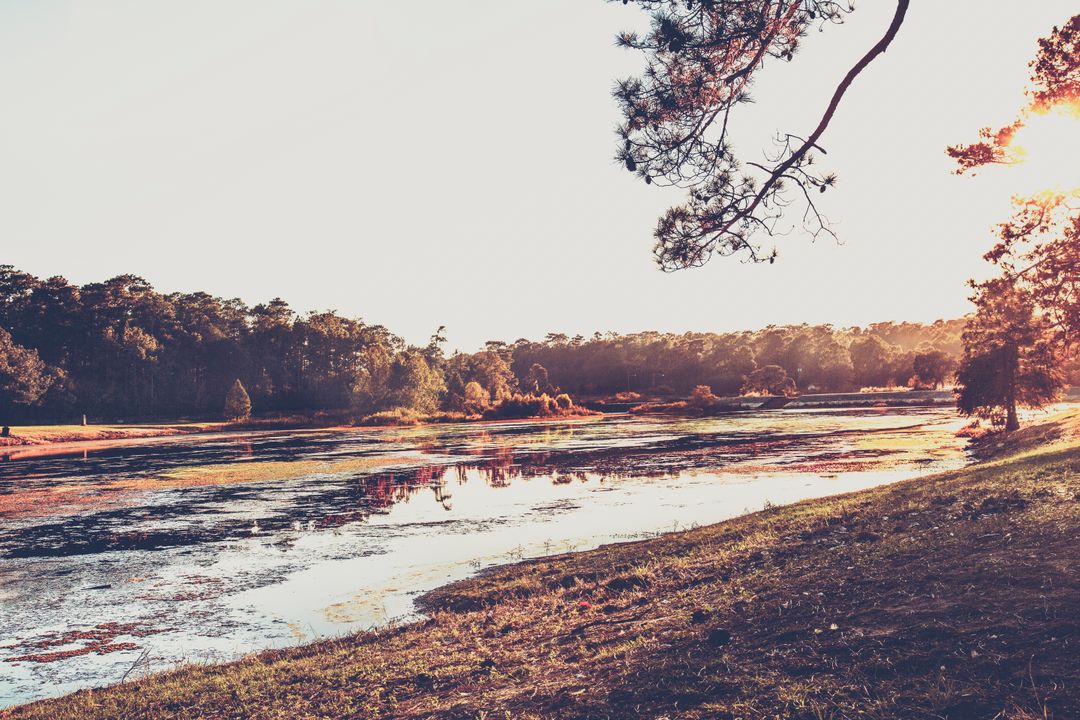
[912, 350, 955, 390]
[612, 0, 909, 268]
[849, 335, 897, 388]
[742, 365, 796, 396]
[948, 12, 1078, 428]
[955, 280, 1061, 431]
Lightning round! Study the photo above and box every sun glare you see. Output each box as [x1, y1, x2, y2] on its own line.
[1005, 102, 1080, 196]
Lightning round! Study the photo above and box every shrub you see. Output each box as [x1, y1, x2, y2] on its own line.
[223, 379, 252, 421]
[689, 384, 717, 408]
[359, 407, 423, 426]
[484, 392, 595, 420]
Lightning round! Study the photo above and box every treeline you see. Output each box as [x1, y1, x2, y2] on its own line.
[1, 265, 971, 423]
[510, 323, 964, 397]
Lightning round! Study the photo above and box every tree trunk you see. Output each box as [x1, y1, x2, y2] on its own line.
[1005, 343, 1020, 433]
[1006, 402, 1019, 432]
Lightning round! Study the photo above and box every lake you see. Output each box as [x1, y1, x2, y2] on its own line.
[0, 407, 971, 707]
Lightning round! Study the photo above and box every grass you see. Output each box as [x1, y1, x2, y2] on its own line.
[0, 422, 223, 446]
[0, 415, 349, 449]
[5, 415, 1080, 719]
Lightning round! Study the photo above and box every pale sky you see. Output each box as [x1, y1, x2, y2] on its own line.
[0, 1, 1074, 351]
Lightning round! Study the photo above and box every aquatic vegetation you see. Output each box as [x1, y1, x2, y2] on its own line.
[6, 411, 1078, 719]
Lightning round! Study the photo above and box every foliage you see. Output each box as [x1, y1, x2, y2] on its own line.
[688, 384, 717, 408]
[0, 265, 968, 423]
[483, 393, 593, 421]
[912, 349, 955, 389]
[462, 381, 491, 414]
[0, 328, 53, 413]
[948, 12, 1079, 429]
[613, 0, 909, 268]
[948, 14, 1080, 172]
[389, 352, 446, 416]
[955, 280, 1061, 431]
[524, 363, 553, 394]
[849, 335, 896, 389]
[510, 322, 962, 399]
[358, 407, 424, 426]
[741, 365, 796, 396]
[223, 379, 252, 422]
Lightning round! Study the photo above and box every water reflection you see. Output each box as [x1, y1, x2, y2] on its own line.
[0, 408, 972, 708]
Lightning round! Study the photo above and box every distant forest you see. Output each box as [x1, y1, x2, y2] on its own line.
[0, 266, 988, 423]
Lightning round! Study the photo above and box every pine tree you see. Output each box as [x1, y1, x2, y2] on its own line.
[224, 378, 252, 422]
[955, 279, 1061, 431]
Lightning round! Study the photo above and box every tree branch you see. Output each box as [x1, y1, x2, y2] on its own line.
[711, 0, 910, 242]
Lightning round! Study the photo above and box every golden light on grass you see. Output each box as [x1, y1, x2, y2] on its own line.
[1003, 101, 1080, 196]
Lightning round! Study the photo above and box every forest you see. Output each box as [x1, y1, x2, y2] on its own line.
[0, 264, 984, 424]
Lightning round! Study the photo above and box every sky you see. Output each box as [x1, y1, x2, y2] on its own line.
[0, 1, 1075, 351]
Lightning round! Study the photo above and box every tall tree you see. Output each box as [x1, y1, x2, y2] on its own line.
[912, 349, 955, 390]
[849, 335, 897, 389]
[389, 351, 446, 415]
[949, 14, 1080, 348]
[0, 328, 53, 421]
[948, 12, 1078, 429]
[955, 280, 1061, 431]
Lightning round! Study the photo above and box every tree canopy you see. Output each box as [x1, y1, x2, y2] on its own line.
[0, 265, 991, 423]
[949, 12, 1079, 428]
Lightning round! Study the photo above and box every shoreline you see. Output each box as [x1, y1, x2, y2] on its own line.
[6, 411, 1077, 718]
[0, 413, 609, 461]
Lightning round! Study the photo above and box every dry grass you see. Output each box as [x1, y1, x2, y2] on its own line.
[5, 417, 1080, 719]
[0, 423, 222, 447]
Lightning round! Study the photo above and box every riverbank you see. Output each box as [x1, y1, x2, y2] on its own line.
[0, 416, 352, 449]
[0, 422, 222, 447]
[5, 411, 1077, 719]
[0, 421, 361, 462]
[0, 411, 603, 457]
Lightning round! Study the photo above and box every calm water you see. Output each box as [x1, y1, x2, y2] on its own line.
[1, 408, 970, 707]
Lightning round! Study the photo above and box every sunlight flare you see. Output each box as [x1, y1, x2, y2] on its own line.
[1005, 102, 1080, 195]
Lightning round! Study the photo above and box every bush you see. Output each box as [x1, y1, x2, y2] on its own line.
[223, 379, 252, 422]
[359, 408, 423, 426]
[689, 385, 717, 408]
[484, 392, 594, 420]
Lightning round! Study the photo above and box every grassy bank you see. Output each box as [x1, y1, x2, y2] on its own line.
[1, 408, 603, 450]
[0, 422, 223, 447]
[0, 416, 349, 448]
[6, 417, 1080, 719]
